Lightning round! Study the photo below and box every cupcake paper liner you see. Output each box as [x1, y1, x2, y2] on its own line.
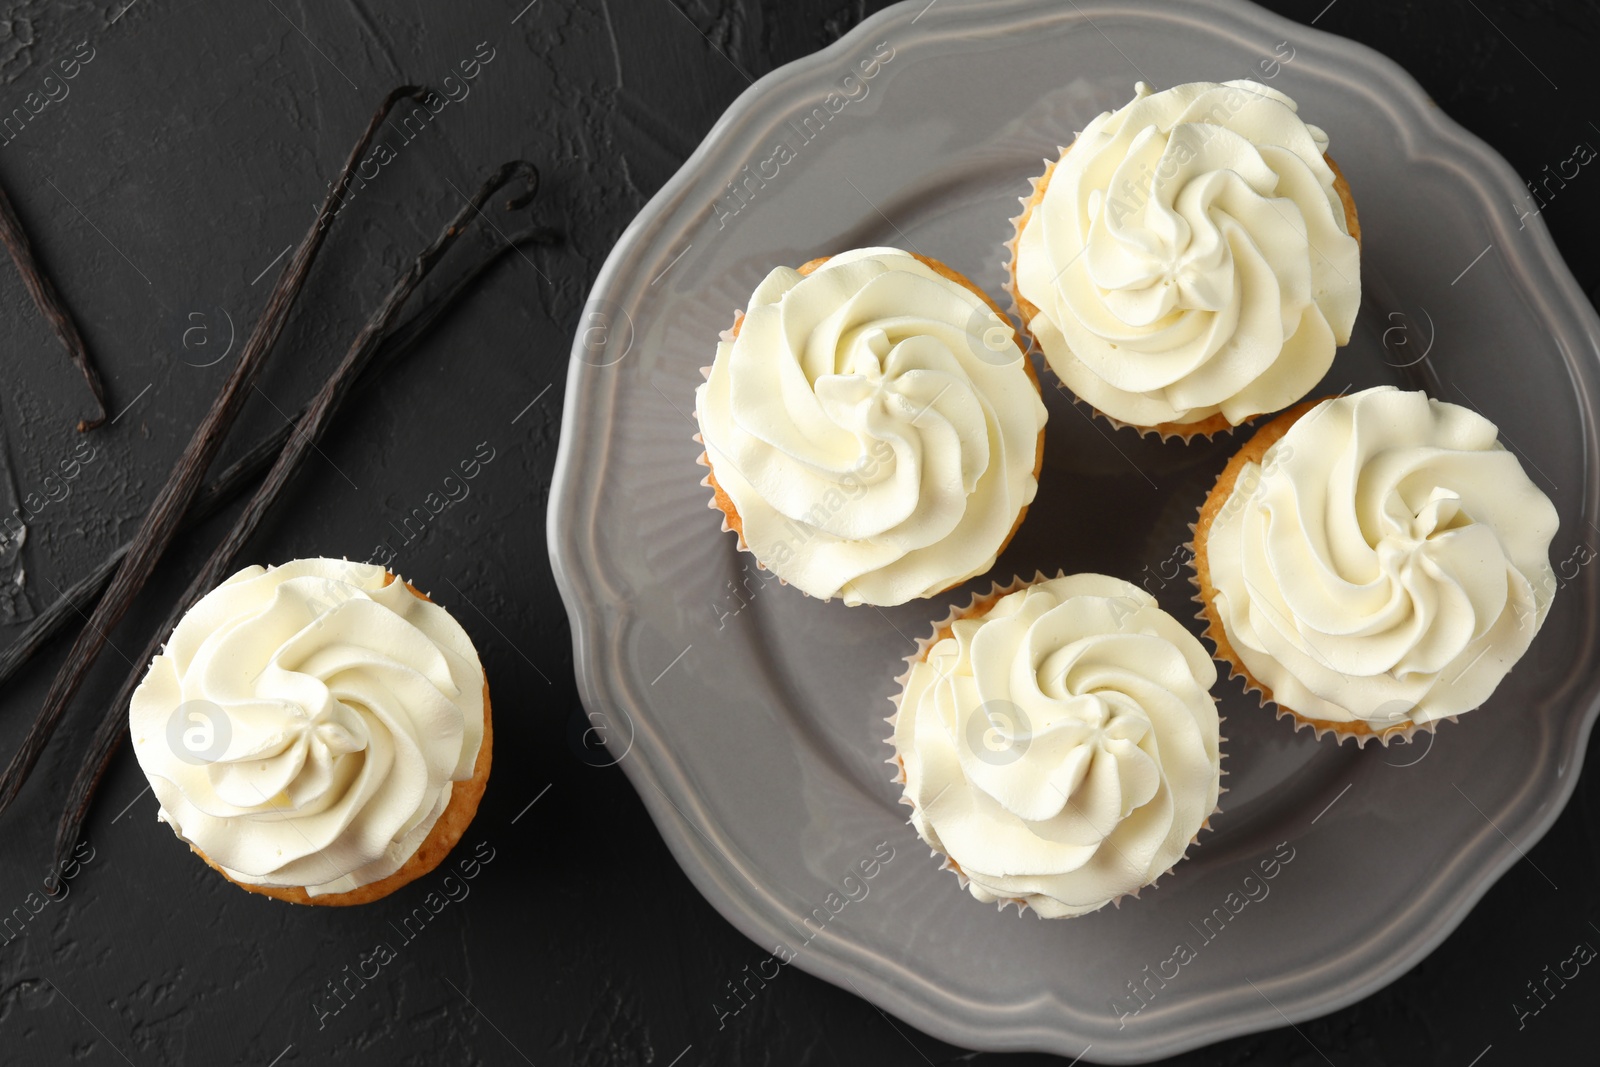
[884, 572, 1225, 918]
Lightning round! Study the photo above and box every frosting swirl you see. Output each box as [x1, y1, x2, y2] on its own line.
[1204, 387, 1559, 726]
[1013, 80, 1360, 427]
[695, 247, 1047, 607]
[129, 558, 486, 896]
[892, 574, 1220, 917]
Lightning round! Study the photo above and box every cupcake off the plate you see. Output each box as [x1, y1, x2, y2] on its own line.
[889, 573, 1222, 918]
[694, 246, 1047, 608]
[1008, 80, 1361, 439]
[129, 557, 491, 905]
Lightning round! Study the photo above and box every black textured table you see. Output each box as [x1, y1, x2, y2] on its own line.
[0, 2, 1595, 1064]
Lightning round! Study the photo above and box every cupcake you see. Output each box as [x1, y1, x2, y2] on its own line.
[888, 573, 1221, 917]
[1007, 80, 1362, 439]
[1193, 387, 1559, 744]
[129, 558, 491, 905]
[693, 246, 1048, 607]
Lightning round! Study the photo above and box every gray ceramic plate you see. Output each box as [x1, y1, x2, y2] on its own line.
[548, 0, 1600, 1059]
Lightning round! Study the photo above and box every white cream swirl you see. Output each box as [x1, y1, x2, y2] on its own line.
[1014, 80, 1360, 427]
[129, 558, 486, 896]
[892, 574, 1220, 918]
[1205, 387, 1559, 726]
[695, 247, 1047, 607]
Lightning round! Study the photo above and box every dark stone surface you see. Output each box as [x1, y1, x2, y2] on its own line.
[0, 1, 1595, 1063]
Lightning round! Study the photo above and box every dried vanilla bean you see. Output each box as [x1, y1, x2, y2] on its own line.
[0, 86, 429, 818]
[0, 225, 555, 692]
[0, 178, 109, 431]
[51, 169, 545, 874]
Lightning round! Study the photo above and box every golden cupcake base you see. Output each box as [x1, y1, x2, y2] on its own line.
[193, 579, 494, 905]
